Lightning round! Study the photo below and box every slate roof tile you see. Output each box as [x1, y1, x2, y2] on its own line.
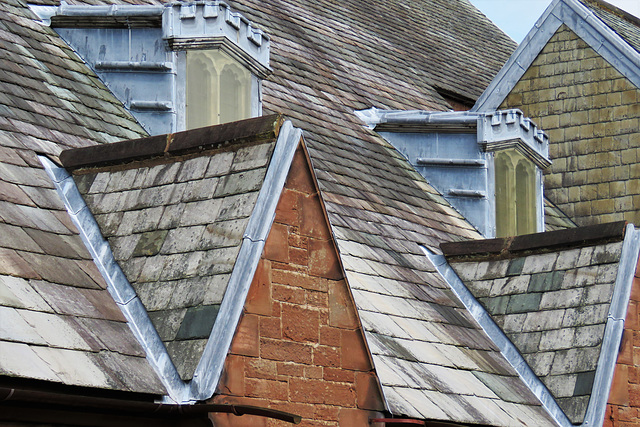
[31, 281, 125, 321]
[71, 129, 278, 381]
[0, 341, 61, 382]
[583, 0, 640, 54]
[0, 306, 47, 345]
[447, 228, 628, 424]
[0, 276, 52, 311]
[0, 0, 163, 395]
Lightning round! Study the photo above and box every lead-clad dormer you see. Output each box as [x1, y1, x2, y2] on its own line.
[357, 108, 551, 238]
[31, 2, 271, 136]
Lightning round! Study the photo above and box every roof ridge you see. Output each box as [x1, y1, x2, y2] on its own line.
[472, 0, 640, 112]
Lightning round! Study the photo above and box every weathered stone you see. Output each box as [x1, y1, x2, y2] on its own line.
[175, 156, 210, 182]
[175, 304, 220, 340]
[506, 258, 525, 276]
[539, 288, 583, 309]
[133, 230, 169, 257]
[539, 328, 576, 352]
[160, 226, 205, 255]
[147, 308, 187, 341]
[506, 293, 542, 314]
[165, 339, 207, 380]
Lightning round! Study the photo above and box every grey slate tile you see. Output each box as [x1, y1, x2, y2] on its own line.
[165, 339, 207, 381]
[175, 304, 221, 340]
[148, 309, 187, 342]
[175, 156, 210, 182]
[0, 276, 52, 312]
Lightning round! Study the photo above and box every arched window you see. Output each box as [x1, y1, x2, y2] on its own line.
[186, 53, 217, 129]
[220, 64, 248, 125]
[185, 50, 251, 129]
[516, 159, 536, 235]
[495, 149, 537, 237]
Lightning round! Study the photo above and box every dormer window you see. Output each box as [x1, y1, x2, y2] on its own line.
[40, 2, 271, 136]
[361, 108, 551, 238]
[186, 49, 251, 129]
[494, 148, 537, 237]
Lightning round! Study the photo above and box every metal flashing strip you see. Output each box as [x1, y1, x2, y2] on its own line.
[474, 0, 640, 112]
[167, 36, 271, 79]
[447, 189, 486, 198]
[39, 156, 189, 404]
[416, 158, 486, 167]
[472, 0, 563, 112]
[354, 108, 479, 130]
[130, 101, 173, 111]
[423, 224, 640, 427]
[35, 4, 164, 27]
[422, 246, 571, 427]
[189, 121, 303, 401]
[95, 61, 174, 72]
[582, 224, 640, 427]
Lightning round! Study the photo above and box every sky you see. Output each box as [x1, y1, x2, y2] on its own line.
[469, 0, 640, 43]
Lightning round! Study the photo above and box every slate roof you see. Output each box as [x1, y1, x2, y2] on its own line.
[442, 222, 637, 425]
[0, 0, 164, 395]
[64, 117, 279, 381]
[583, 0, 640, 53]
[37, 0, 517, 109]
[2, 0, 588, 424]
[545, 198, 578, 231]
[353, 261, 559, 425]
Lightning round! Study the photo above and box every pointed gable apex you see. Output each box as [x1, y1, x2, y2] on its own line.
[210, 141, 386, 426]
[49, 115, 303, 403]
[473, 0, 640, 112]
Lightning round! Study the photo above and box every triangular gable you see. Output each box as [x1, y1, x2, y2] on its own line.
[44, 115, 302, 403]
[436, 222, 640, 426]
[473, 0, 640, 112]
[210, 142, 387, 426]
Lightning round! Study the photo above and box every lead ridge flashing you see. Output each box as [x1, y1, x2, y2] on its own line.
[30, 1, 269, 70]
[423, 223, 640, 427]
[473, 0, 640, 112]
[44, 119, 303, 404]
[358, 108, 550, 166]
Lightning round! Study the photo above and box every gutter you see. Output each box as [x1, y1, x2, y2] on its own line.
[0, 387, 301, 424]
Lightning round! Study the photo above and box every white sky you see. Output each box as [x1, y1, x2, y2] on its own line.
[469, 0, 640, 43]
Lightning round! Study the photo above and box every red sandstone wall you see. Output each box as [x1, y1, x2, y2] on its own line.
[605, 260, 640, 426]
[209, 145, 385, 426]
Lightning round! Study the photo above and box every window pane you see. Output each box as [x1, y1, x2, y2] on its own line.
[220, 64, 248, 124]
[186, 50, 251, 129]
[516, 159, 536, 235]
[495, 148, 536, 237]
[186, 51, 217, 129]
[495, 151, 515, 237]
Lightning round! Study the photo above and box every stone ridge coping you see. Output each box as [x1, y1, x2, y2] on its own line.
[60, 114, 283, 171]
[441, 220, 627, 261]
